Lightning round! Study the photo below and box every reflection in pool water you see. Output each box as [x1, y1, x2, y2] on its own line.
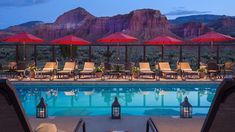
[15, 83, 218, 116]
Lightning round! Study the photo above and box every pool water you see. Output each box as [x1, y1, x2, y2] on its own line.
[14, 83, 219, 116]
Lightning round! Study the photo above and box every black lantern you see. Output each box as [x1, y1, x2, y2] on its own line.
[36, 97, 48, 118]
[111, 97, 121, 119]
[180, 96, 192, 118]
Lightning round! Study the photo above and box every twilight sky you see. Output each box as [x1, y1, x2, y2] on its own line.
[0, 0, 234, 29]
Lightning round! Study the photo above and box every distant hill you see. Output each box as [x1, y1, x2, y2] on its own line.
[169, 15, 227, 25]
[17, 21, 44, 28]
[4, 21, 44, 33]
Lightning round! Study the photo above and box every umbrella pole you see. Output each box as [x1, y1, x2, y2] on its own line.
[143, 45, 146, 61]
[161, 45, 164, 61]
[198, 45, 201, 69]
[211, 41, 213, 48]
[88, 46, 91, 61]
[179, 45, 182, 62]
[23, 42, 26, 61]
[34, 45, 37, 66]
[117, 43, 120, 63]
[125, 45, 128, 63]
[70, 45, 72, 60]
[107, 46, 110, 63]
[16, 45, 19, 64]
[52, 45, 55, 61]
[216, 45, 220, 64]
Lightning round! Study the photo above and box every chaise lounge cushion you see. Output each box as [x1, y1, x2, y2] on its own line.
[140, 70, 154, 74]
[35, 123, 57, 132]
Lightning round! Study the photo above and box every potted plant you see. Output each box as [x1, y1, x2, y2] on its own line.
[95, 66, 104, 78]
[198, 67, 206, 78]
[132, 67, 140, 78]
[27, 64, 37, 78]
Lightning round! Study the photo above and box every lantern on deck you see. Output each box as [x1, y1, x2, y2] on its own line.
[180, 96, 192, 118]
[111, 97, 121, 119]
[36, 97, 48, 118]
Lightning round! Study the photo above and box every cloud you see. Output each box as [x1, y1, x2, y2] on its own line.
[0, 0, 50, 7]
[166, 9, 211, 16]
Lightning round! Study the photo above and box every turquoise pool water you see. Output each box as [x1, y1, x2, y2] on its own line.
[14, 83, 219, 116]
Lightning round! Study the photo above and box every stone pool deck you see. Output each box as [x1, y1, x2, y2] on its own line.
[9, 77, 222, 84]
[29, 116, 205, 132]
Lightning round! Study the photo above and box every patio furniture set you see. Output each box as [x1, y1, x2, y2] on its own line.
[0, 60, 234, 81]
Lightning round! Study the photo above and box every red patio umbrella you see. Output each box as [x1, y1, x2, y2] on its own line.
[145, 36, 184, 45]
[97, 32, 138, 62]
[97, 32, 138, 43]
[191, 31, 235, 44]
[2, 32, 44, 61]
[51, 35, 91, 59]
[51, 35, 91, 45]
[191, 31, 235, 64]
[145, 36, 184, 61]
[2, 32, 44, 43]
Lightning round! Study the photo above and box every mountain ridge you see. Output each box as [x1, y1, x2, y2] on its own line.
[1, 7, 235, 41]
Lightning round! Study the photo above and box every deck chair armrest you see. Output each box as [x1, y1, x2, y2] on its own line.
[35, 68, 42, 71]
[73, 119, 86, 132]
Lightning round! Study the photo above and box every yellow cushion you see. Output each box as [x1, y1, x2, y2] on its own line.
[35, 123, 57, 132]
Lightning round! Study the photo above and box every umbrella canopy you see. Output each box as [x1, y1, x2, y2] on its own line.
[145, 36, 184, 45]
[2, 32, 44, 43]
[51, 35, 91, 45]
[97, 32, 138, 43]
[191, 31, 235, 43]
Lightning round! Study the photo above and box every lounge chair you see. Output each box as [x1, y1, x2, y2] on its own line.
[102, 63, 112, 79]
[0, 79, 86, 132]
[3, 61, 17, 78]
[57, 62, 76, 79]
[109, 64, 125, 79]
[35, 62, 57, 79]
[178, 62, 199, 79]
[223, 62, 234, 77]
[124, 62, 134, 79]
[15, 63, 27, 79]
[158, 62, 177, 79]
[201, 78, 235, 132]
[139, 62, 155, 79]
[79, 62, 95, 78]
[207, 62, 219, 79]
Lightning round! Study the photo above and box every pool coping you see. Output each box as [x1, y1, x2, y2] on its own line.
[11, 80, 222, 85]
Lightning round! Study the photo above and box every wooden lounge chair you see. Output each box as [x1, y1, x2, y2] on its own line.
[223, 61, 234, 77]
[139, 62, 155, 79]
[79, 62, 95, 78]
[158, 62, 177, 79]
[207, 62, 219, 79]
[108, 64, 125, 79]
[103, 63, 112, 79]
[178, 62, 199, 79]
[35, 62, 57, 79]
[57, 62, 76, 79]
[0, 79, 86, 132]
[15, 63, 27, 79]
[124, 62, 134, 79]
[4, 61, 17, 78]
[201, 78, 235, 132]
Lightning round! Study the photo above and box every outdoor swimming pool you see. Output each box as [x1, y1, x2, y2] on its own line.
[14, 83, 219, 116]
